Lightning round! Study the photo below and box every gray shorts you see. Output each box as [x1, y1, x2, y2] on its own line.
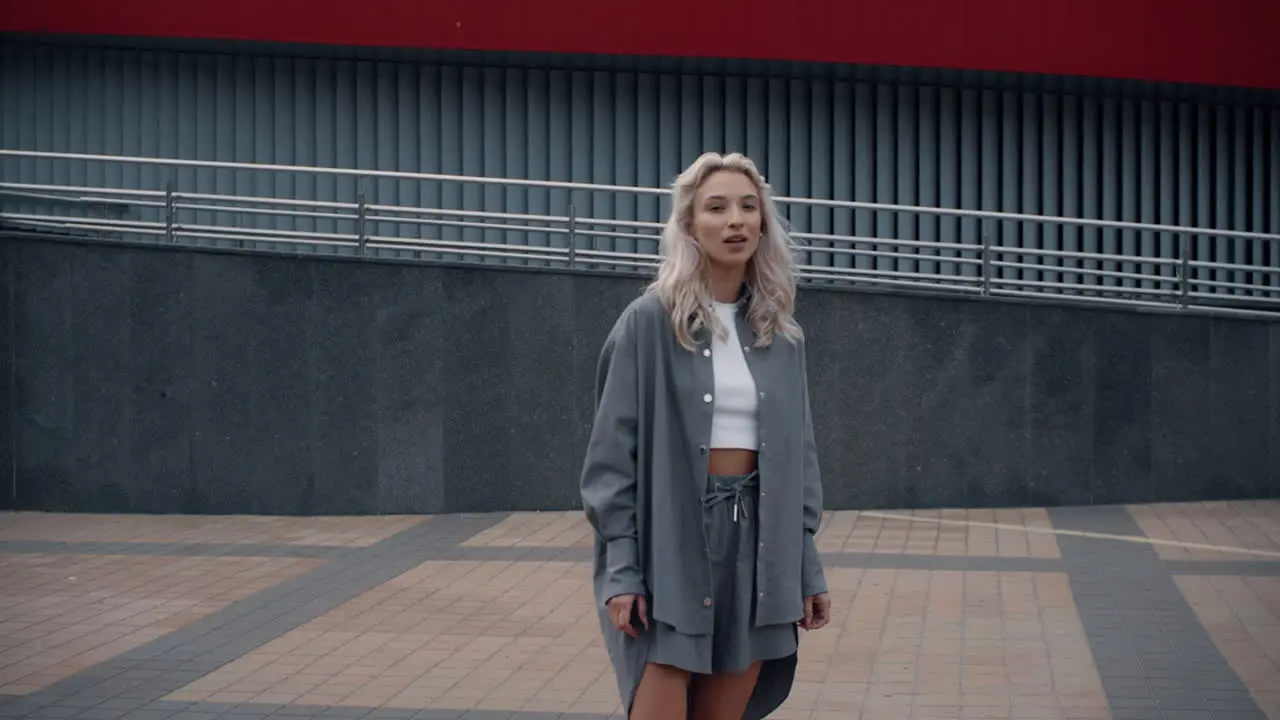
[646, 470, 798, 674]
[601, 470, 801, 719]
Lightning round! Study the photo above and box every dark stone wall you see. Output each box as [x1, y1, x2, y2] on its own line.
[0, 239, 12, 510]
[1273, 322, 1280, 500]
[3, 235, 1276, 515]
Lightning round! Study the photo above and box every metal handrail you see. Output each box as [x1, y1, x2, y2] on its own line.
[2, 149, 1278, 321]
[5, 149, 1280, 243]
[2, 188, 1212, 272]
[5, 183, 1274, 272]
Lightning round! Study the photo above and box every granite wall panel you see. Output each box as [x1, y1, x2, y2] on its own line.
[1206, 319, 1272, 499]
[1271, 324, 1280, 499]
[11, 242, 78, 510]
[0, 241, 11, 510]
[6, 236, 1276, 514]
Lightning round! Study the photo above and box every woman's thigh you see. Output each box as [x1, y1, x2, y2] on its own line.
[689, 661, 762, 720]
[631, 662, 692, 720]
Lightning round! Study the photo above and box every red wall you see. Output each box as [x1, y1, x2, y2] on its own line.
[3, 0, 1277, 90]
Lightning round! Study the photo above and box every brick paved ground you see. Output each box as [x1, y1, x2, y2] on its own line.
[1, 501, 1277, 719]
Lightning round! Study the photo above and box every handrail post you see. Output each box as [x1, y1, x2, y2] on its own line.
[981, 219, 991, 296]
[164, 181, 175, 244]
[356, 187, 368, 257]
[1179, 233, 1190, 308]
[568, 202, 577, 267]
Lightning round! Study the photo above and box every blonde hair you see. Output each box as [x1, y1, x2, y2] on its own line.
[646, 151, 804, 351]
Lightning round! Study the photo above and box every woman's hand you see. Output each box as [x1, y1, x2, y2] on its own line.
[800, 592, 831, 631]
[606, 593, 649, 638]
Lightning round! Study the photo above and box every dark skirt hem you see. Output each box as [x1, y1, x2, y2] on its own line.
[604, 618, 800, 720]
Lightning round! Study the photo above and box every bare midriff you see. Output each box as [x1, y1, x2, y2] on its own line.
[706, 448, 759, 476]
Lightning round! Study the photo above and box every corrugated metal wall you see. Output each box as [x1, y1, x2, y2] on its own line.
[2, 39, 1277, 293]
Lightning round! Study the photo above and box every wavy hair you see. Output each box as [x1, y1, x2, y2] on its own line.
[646, 152, 803, 351]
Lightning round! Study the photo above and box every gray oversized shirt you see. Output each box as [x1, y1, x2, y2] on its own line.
[580, 289, 827, 636]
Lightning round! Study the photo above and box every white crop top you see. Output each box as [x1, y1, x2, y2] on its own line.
[708, 301, 759, 450]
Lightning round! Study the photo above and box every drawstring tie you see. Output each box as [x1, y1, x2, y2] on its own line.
[703, 470, 759, 523]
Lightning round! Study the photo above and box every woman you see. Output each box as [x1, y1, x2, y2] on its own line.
[580, 152, 831, 720]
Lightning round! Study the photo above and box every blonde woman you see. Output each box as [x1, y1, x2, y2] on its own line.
[580, 152, 831, 719]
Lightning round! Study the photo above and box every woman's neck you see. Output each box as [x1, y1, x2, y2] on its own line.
[705, 264, 747, 304]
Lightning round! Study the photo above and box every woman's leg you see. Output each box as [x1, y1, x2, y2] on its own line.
[688, 661, 762, 720]
[631, 662, 692, 720]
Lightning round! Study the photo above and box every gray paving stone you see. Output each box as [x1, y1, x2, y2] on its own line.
[166, 711, 222, 720]
[1164, 559, 1280, 576]
[1050, 505, 1266, 718]
[1108, 709, 1164, 720]
[0, 540, 347, 558]
[433, 544, 1070, 572]
[820, 552, 1064, 571]
[408, 712, 467, 720]
[69, 708, 130, 720]
[314, 708, 374, 718]
[94, 697, 148, 711]
[27, 706, 81, 718]
[431, 546, 591, 562]
[11, 515, 506, 716]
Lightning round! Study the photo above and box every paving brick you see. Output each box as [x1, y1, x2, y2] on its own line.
[771, 567, 1105, 718]
[817, 508, 1062, 558]
[459, 513, 593, 549]
[0, 541, 345, 559]
[0, 513, 425, 548]
[4, 501, 1279, 719]
[1176, 574, 1280, 719]
[1128, 501, 1280, 562]
[0, 554, 322, 695]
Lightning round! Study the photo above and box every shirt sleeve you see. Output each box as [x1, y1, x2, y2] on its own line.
[579, 310, 647, 603]
[798, 335, 829, 599]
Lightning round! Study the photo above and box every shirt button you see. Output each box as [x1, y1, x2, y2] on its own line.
[699, 445, 708, 454]
[702, 348, 711, 357]
[743, 346, 751, 353]
[759, 391, 766, 399]
[703, 597, 713, 607]
[703, 393, 713, 403]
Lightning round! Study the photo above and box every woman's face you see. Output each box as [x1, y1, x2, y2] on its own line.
[690, 169, 763, 270]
